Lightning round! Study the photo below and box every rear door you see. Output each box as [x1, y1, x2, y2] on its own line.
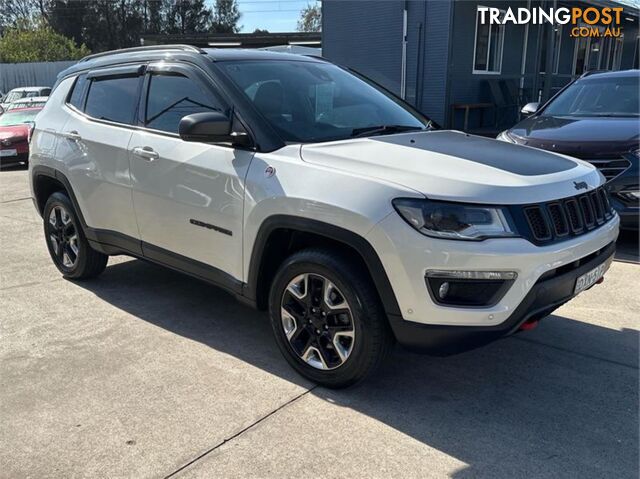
[128, 62, 254, 281]
[56, 65, 144, 247]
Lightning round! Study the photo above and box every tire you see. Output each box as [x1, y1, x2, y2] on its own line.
[43, 191, 108, 279]
[269, 248, 393, 388]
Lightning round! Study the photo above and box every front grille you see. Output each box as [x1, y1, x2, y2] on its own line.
[518, 186, 614, 243]
[584, 158, 632, 182]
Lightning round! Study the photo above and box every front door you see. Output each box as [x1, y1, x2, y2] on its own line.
[129, 64, 254, 282]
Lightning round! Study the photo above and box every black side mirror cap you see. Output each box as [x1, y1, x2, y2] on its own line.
[179, 112, 252, 147]
[520, 102, 540, 116]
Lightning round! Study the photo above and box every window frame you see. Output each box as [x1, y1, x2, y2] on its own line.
[138, 62, 230, 137]
[472, 5, 506, 75]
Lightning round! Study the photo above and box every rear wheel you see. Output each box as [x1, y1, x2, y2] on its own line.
[269, 249, 393, 388]
[43, 192, 108, 279]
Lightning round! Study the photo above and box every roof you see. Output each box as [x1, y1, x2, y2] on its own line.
[59, 45, 325, 80]
[202, 48, 324, 62]
[580, 69, 640, 79]
[8, 86, 49, 92]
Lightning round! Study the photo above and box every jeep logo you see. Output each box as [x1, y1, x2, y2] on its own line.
[573, 181, 588, 191]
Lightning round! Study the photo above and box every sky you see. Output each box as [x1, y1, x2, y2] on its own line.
[235, 0, 318, 33]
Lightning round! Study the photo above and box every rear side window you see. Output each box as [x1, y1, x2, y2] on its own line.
[67, 74, 88, 110]
[85, 75, 141, 124]
[145, 73, 223, 133]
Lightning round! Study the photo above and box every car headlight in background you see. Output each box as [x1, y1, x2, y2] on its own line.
[393, 198, 517, 240]
[496, 130, 516, 143]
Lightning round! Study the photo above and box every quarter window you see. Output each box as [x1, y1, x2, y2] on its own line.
[67, 74, 88, 110]
[473, 6, 505, 73]
[85, 75, 141, 125]
[145, 73, 223, 134]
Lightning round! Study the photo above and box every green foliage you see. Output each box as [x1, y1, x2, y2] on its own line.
[297, 2, 321, 33]
[0, 26, 90, 63]
[211, 0, 241, 34]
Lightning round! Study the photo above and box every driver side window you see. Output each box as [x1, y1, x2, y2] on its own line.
[145, 72, 223, 134]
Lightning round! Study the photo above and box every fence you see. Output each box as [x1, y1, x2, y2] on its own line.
[0, 61, 76, 94]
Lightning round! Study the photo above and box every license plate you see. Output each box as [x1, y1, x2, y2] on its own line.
[574, 257, 612, 295]
[0, 149, 17, 157]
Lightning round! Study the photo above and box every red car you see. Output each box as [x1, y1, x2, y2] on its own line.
[0, 107, 42, 167]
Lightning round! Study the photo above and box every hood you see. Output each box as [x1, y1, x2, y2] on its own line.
[0, 124, 30, 141]
[300, 130, 602, 205]
[510, 115, 640, 157]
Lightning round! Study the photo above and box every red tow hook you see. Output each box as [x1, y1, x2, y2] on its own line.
[519, 320, 538, 331]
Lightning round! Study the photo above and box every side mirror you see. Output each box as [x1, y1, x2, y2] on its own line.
[179, 112, 251, 146]
[520, 102, 540, 116]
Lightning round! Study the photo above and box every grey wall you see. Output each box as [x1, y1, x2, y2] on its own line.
[322, 0, 404, 96]
[0, 61, 75, 94]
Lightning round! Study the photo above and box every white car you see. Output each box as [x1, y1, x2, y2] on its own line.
[3, 96, 49, 112]
[0, 86, 51, 111]
[28, 46, 619, 387]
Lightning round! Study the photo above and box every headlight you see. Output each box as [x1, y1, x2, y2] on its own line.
[630, 148, 639, 160]
[496, 130, 516, 143]
[393, 198, 517, 240]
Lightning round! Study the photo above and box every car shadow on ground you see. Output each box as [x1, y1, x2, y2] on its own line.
[72, 258, 639, 478]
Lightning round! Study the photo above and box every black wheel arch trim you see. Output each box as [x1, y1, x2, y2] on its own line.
[244, 215, 402, 317]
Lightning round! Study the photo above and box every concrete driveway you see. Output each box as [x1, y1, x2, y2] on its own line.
[1, 167, 638, 478]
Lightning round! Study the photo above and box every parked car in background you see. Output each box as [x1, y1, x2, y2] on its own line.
[0, 87, 51, 111]
[0, 107, 42, 167]
[3, 96, 49, 113]
[498, 70, 639, 230]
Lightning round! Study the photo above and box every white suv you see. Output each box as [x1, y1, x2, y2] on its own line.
[29, 46, 619, 387]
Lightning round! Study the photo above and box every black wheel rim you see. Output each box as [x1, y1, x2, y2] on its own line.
[48, 205, 79, 269]
[280, 273, 355, 370]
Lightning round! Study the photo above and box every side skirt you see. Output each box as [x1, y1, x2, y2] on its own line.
[88, 228, 246, 300]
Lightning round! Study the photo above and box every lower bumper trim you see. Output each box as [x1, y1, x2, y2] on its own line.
[389, 241, 616, 356]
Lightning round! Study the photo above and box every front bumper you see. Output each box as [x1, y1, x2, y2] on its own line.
[366, 211, 620, 352]
[388, 240, 615, 355]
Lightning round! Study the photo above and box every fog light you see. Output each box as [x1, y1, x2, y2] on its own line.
[425, 270, 517, 307]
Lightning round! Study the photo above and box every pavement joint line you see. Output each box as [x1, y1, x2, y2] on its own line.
[0, 197, 31, 204]
[513, 336, 639, 370]
[0, 278, 63, 291]
[163, 386, 318, 479]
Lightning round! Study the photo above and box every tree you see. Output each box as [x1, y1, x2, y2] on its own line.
[297, 2, 320, 32]
[165, 0, 212, 34]
[0, 26, 89, 62]
[211, 0, 240, 34]
[253, 28, 269, 35]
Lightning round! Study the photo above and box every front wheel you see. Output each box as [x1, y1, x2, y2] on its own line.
[269, 249, 393, 388]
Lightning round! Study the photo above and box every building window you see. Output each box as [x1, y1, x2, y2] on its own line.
[473, 6, 505, 74]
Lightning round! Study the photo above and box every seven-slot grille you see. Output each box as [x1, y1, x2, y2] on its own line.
[522, 186, 614, 243]
[583, 158, 632, 182]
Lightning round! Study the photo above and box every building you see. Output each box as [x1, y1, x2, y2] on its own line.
[322, 0, 639, 134]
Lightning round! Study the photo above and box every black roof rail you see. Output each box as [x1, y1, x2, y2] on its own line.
[79, 44, 205, 63]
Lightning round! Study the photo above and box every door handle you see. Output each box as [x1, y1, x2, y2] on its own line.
[132, 146, 159, 161]
[62, 130, 81, 141]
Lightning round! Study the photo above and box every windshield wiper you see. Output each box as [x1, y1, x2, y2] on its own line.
[350, 124, 426, 138]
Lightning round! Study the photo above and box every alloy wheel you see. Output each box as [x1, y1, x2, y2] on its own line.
[48, 205, 79, 269]
[280, 273, 355, 370]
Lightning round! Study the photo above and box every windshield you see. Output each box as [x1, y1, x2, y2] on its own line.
[0, 109, 40, 126]
[543, 75, 639, 117]
[220, 60, 428, 143]
[4, 91, 27, 103]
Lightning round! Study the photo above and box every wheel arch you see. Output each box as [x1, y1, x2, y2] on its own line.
[32, 165, 89, 230]
[245, 215, 401, 318]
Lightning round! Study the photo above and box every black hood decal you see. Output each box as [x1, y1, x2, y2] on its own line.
[373, 131, 577, 176]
